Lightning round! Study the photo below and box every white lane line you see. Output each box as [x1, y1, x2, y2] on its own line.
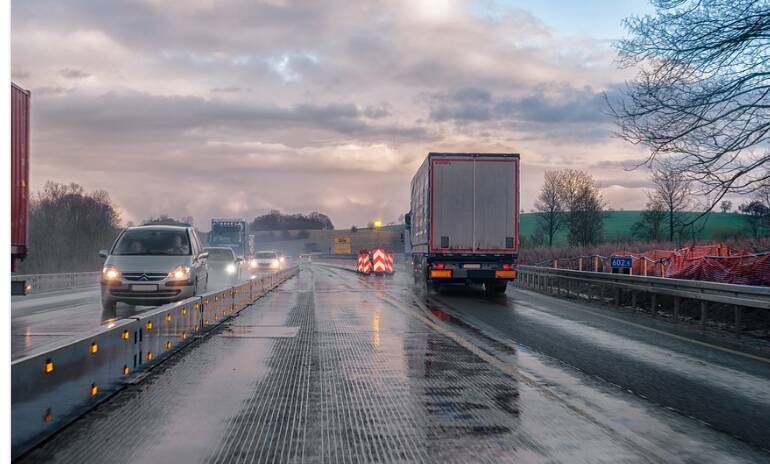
[510, 288, 770, 365]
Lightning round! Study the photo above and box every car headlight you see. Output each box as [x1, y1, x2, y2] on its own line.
[279, 256, 285, 263]
[102, 266, 121, 281]
[168, 265, 190, 281]
[271, 260, 280, 268]
[249, 259, 258, 268]
[226, 263, 236, 274]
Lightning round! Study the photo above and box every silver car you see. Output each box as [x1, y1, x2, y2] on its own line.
[248, 250, 284, 272]
[99, 225, 208, 310]
[204, 246, 242, 289]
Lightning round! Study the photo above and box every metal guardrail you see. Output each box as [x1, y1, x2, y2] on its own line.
[515, 265, 770, 333]
[12, 272, 101, 294]
[11, 266, 299, 459]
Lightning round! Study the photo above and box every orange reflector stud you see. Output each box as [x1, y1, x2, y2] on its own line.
[430, 270, 452, 279]
[44, 359, 55, 374]
[146, 352, 153, 361]
[123, 365, 129, 375]
[90, 384, 98, 396]
[43, 408, 53, 422]
[90, 342, 98, 354]
[121, 330, 129, 340]
[165, 314, 172, 322]
[495, 270, 517, 279]
[146, 321, 153, 330]
[181, 332, 187, 340]
[165, 341, 172, 349]
[182, 308, 188, 316]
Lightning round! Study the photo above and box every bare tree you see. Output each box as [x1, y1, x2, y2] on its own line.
[720, 200, 733, 213]
[19, 182, 121, 273]
[611, 0, 770, 211]
[534, 171, 565, 247]
[648, 164, 691, 241]
[557, 169, 605, 246]
[738, 200, 769, 237]
[632, 200, 667, 241]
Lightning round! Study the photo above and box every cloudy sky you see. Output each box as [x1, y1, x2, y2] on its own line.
[12, 0, 656, 229]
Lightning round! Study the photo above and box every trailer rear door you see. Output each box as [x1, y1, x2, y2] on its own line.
[431, 159, 474, 250]
[430, 155, 518, 253]
[474, 159, 516, 251]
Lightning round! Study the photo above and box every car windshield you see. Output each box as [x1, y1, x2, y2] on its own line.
[113, 229, 191, 256]
[256, 252, 277, 259]
[206, 248, 234, 261]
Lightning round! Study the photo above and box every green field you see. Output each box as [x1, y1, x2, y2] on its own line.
[519, 211, 762, 245]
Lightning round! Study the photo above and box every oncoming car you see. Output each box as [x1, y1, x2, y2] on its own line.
[99, 225, 208, 310]
[204, 246, 242, 288]
[249, 250, 284, 271]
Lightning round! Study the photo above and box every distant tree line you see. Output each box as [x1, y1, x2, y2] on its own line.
[17, 182, 120, 274]
[249, 210, 333, 231]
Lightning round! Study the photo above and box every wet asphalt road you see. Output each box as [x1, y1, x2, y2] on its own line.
[10, 271, 264, 360]
[18, 263, 770, 463]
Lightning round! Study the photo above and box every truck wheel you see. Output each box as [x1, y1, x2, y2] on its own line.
[102, 297, 116, 311]
[485, 281, 507, 297]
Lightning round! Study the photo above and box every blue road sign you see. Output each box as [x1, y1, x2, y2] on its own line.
[610, 255, 633, 269]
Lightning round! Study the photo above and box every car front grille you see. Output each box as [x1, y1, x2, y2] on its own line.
[110, 289, 180, 298]
[122, 272, 168, 282]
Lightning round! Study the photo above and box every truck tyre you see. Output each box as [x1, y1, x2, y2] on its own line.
[485, 281, 507, 297]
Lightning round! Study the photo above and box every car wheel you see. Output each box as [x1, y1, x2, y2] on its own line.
[102, 297, 117, 311]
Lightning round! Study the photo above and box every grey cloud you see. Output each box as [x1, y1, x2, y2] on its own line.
[59, 67, 90, 79]
[430, 85, 610, 125]
[34, 91, 430, 143]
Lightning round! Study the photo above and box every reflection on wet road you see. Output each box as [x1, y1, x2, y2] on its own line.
[10, 270, 265, 360]
[18, 264, 770, 463]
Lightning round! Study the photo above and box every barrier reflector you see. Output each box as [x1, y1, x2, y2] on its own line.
[385, 251, 394, 274]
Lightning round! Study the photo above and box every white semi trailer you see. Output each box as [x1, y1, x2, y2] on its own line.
[408, 152, 520, 295]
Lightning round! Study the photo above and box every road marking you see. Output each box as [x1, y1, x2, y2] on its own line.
[321, 266, 672, 464]
[510, 288, 770, 365]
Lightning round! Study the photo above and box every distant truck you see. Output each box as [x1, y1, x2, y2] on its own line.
[209, 218, 249, 258]
[11, 83, 30, 295]
[408, 152, 520, 295]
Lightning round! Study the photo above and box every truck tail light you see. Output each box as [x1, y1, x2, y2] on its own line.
[495, 270, 517, 279]
[431, 263, 446, 269]
[430, 270, 452, 279]
[502, 263, 514, 270]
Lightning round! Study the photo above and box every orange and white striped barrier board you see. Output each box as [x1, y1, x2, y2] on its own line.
[371, 249, 388, 274]
[385, 251, 394, 274]
[357, 250, 372, 274]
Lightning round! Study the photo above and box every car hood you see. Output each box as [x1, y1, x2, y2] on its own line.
[105, 255, 194, 273]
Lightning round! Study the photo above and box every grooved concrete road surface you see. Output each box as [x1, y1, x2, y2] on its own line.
[19, 263, 770, 463]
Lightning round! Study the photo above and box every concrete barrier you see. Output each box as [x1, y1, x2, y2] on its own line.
[11, 266, 299, 459]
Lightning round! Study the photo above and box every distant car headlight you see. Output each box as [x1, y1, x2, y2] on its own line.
[226, 263, 236, 274]
[249, 259, 258, 269]
[279, 256, 285, 263]
[271, 260, 280, 268]
[168, 265, 190, 281]
[102, 266, 121, 281]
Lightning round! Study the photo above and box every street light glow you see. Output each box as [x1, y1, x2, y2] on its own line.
[373, 220, 382, 229]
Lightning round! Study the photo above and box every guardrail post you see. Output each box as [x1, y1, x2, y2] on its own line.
[631, 291, 637, 308]
[578, 258, 583, 272]
[734, 305, 742, 336]
[673, 297, 680, 323]
[642, 259, 648, 277]
[614, 287, 620, 307]
[700, 301, 707, 328]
